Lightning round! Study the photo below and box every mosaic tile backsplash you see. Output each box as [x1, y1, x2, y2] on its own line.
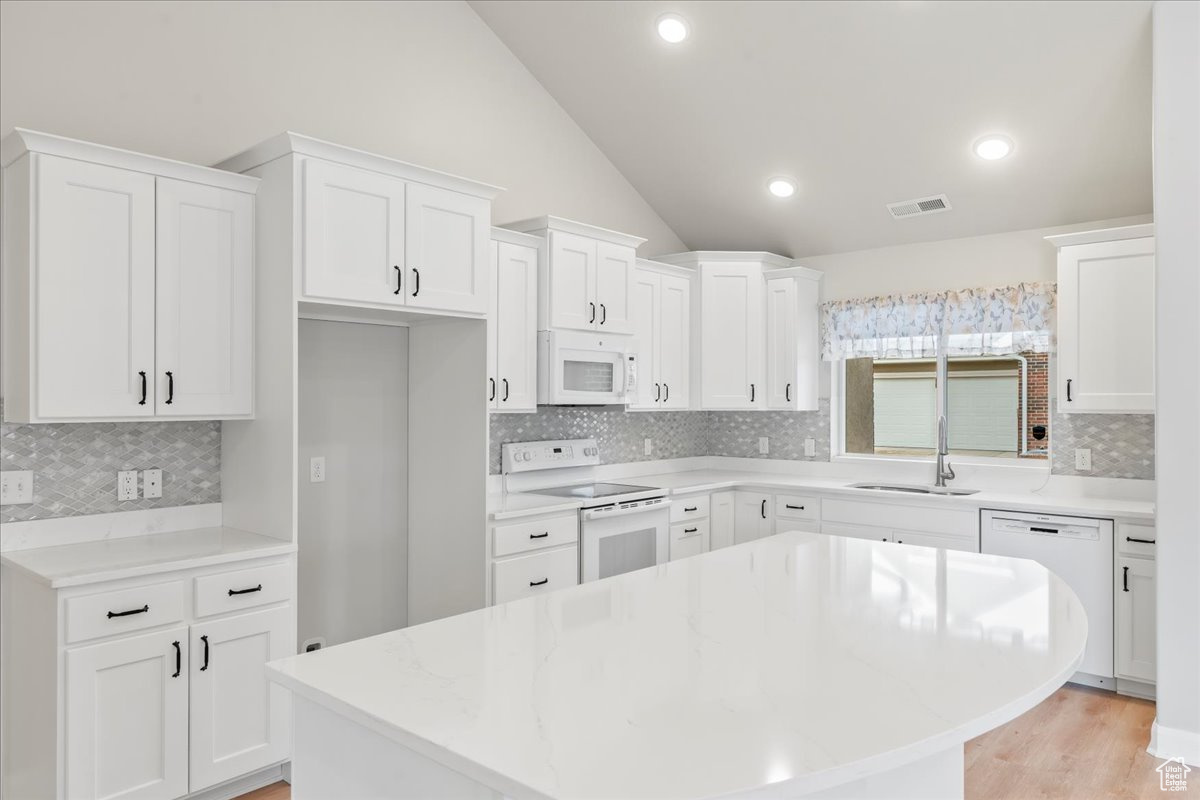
[1051, 412, 1155, 480]
[0, 401, 221, 523]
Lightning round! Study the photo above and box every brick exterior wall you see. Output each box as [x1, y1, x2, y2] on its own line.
[1021, 352, 1050, 458]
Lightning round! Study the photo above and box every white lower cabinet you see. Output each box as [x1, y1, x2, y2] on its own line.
[733, 491, 773, 544]
[1116, 528, 1156, 687]
[710, 491, 736, 550]
[820, 522, 891, 543]
[488, 511, 580, 605]
[669, 521, 710, 561]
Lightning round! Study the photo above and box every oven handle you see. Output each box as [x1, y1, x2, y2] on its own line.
[581, 500, 670, 521]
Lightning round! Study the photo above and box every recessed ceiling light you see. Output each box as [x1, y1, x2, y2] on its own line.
[974, 134, 1014, 160]
[767, 177, 797, 198]
[656, 13, 689, 44]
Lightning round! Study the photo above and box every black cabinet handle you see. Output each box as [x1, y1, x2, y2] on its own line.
[502, 378, 510, 402]
[897, 539, 904, 545]
[664, 383, 669, 401]
[684, 527, 698, 534]
[761, 499, 767, 519]
[172, 640, 181, 678]
[1126, 536, 1156, 544]
[600, 304, 606, 325]
[529, 578, 549, 587]
[200, 634, 210, 671]
[488, 378, 496, 401]
[785, 504, 805, 510]
[411, 267, 420, 297]
[108, 604, 149, 619]
[589, 302, 596, 323]
[684, 506, 698, 512]
[529, 532, 549, 539]
[228, 584, 263, 596]
[655, 383, 661, 402]
[1066, 378, 1073, 402]
[786, 383, 791, 403]
[1123, 566, 1129, 592]
[750, 384, 756, 402]
[394, 265, 402, 295]
[138, 371, 147, 405]
[165, 371, 174, 405]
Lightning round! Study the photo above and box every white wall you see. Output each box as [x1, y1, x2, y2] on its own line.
[1150, 0, 1200, 767]
[0, 0, 685, 254]
[804, 215, 1152, 301]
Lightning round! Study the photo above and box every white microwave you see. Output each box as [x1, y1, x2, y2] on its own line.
[537, 330, 637, 405]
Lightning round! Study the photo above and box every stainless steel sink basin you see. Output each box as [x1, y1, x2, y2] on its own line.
[849, 482, 980, 496]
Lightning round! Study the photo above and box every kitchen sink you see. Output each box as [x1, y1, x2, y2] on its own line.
[849, 482, 981, 496]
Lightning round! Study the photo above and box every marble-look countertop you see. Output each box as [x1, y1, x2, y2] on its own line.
[0, 526, 295, 588]
[489, 467, 1155, 522]
[267, 532, 1086, 799]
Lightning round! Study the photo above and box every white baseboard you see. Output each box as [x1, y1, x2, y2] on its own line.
[0, 503, 223, 552]
[185, 763, 285, 800]
[1150, 720, 1200, 767]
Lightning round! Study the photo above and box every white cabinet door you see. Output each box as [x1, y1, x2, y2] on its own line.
[155, 178, 254, 417]
[710, 491, 735, 550]
[765, 276, 798, 409]
[66, 626, 189, 800]
[733, 491, 772, 544]
[548, 231, 596, 331]
[189, 606, 294, 792]
[658, 274, 691, 409]
[594, 241, 635, 334]
[628, 270, 660, 409]
[891, 529, 978, 553]
[405, 183, 489, 314]
[1116, 557, 1156, 683]
[1057, 237, 1155, 412]
[700, 264, 763, 408]
[302, 159, 405, 305]
[487, 241, 500, 409]
[36, 155, 156, 418]
[821, 522, 891, 543]
[669, 521, 709, 561]
[494, 240, 538, 411]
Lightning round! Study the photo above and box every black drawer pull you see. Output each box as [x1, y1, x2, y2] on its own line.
[684, 527, 698, 534]
[664, 383, 669, 401]
[589, 302, 596, 323]
[411, 267, 420, 297]
[502, 378, 510, 402]
[108, 604, 149, 619]
[750, 383, 756, 402]
[683, 506, 698, 512]
[529, 578, 549, 587]
[165, 371, 174, 404]
[1126, 536, 1156, 544]
[761, 498, 767, 519]
[785, 504, 805, 511]
[529, 532, 549, 539]
[786, 383, 791, 402]
[200, 634, 210, 671]
[655, 383, 661, 402]
[172, 640, 181, 678]
[138, 371, 147, 405]
[228, 584, 263, 596]
[1123, 566, 1129, 592]
[488, 377, 496, 401]
[1066, 378, 1073, 402]
[394, 265, 402, 295]
[600, 303, 607, 325]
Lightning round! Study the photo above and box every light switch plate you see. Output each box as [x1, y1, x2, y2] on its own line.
[117, 470, 139, 501]
[804, 438, 816, 458]
[759, 437, 769, 455]
[310, 456, 326, 483]
[1074, 448, 1092, 471]
[143, 469, 163, 499]
[0, 471, 34, 505]
[644, 438, 653, 456]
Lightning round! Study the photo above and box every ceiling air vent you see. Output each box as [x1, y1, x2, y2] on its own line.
[887, 194, 952, 219]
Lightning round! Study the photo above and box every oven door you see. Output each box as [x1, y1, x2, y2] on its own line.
[538, 332, 633, 405]
[580, 504, 670, 582]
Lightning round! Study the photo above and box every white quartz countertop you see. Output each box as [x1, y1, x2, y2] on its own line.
[489, 467, 1155, 522]
[267, 532, 1086, 799]
[0, 526, 296, 588]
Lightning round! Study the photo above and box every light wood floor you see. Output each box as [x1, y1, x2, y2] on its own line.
[238, 685, 1192, 800]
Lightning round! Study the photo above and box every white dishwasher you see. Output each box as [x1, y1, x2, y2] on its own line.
[981, 509, 1114, 687]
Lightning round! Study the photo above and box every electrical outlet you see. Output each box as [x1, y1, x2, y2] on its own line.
[117, 470, 139, 501]
[0, 471, 34, 505]
[310, 456, 326, 483]
[804, 438, 816, 458]
[143, 469, 163, 499]
[1074, 448, 1092, 471]
[644, 438, 653, 456]
[759, 437, 769, 455]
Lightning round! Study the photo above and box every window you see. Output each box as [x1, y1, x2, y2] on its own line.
[841, 351, 1049, 460]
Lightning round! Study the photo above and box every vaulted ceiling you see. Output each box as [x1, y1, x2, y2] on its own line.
[471, 0, 1153, 257]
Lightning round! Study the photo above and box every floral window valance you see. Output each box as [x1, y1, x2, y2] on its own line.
[820, 282, 1055, 360]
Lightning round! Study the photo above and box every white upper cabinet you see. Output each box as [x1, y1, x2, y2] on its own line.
[503, 216, 645, 335]
[698, 261, 765, 409]
[1, 131, 258, 423]
[489, 229, 540, 412]
[1049, 225, 1155, 413]
[155, 178, 255, 417]
[404, 182, 489, 314]
[629, 260, 691, 410]
[765, 268, 822, 411]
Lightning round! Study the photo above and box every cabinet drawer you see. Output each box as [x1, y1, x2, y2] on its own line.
[66, 580, 185, 644]
[774, 494, 819, 521]
[194, 562, 292, 618]
[823, 497, 976, 536]
[774, 520, 820, 535]
[493, 514, 578, 558]
[670, 520, 709, 561]
[1118, 523, 1156, 558]
[892, 528, 978, 553]
[670, 495, 710, 523]
[493, 546, 578, 605]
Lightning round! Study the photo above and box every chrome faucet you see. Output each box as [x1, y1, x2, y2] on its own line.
[935, 414, 955, 487]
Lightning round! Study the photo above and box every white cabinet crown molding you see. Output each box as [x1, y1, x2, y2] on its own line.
[490, 227, 544, 248]
[1045, 223, 1155, 248]
[214, 131, 503, 199]
[655, 250, 795, 269]
[635, 258, 695, 279]
[502, 215, 647, 249]
[1, 128, 259, 193]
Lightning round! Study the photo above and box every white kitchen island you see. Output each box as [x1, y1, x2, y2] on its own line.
[267, 532, 1086, 800]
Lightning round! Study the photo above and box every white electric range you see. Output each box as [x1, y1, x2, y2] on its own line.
[501, 439, 671, 581]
